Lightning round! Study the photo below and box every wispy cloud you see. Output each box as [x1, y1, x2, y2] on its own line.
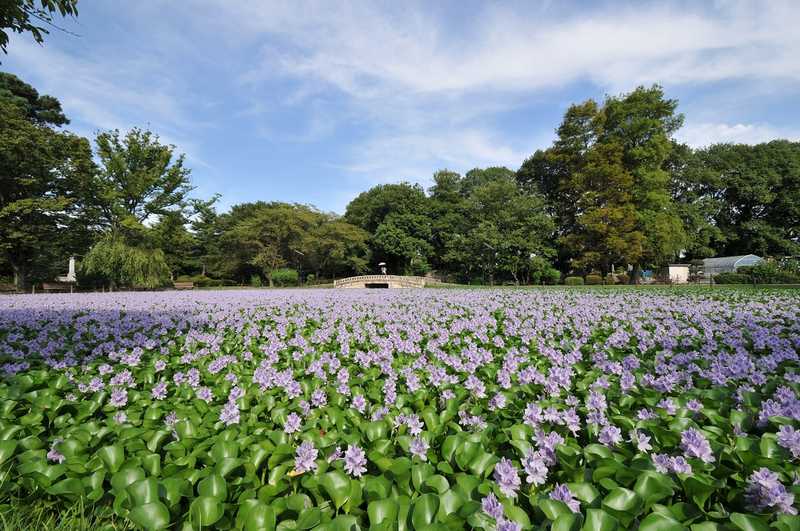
[677, 122, 800, 147]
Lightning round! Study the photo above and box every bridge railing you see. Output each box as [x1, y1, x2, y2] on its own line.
[333, 275, 427, 287]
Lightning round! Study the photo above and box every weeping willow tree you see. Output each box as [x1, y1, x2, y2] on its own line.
[81, 237, 171, 290]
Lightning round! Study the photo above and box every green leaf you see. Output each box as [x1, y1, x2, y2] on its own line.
[638, 512, 687, 531]
[634, 471, 675, 505]
[368, 499, 399, 527]
[581, 508, 618, 531]
[540, 499, 572, 521]
[241, 502, 276, 531]
[111, 467, 145, 492]
[296, 507, 321, 529]
[127, 477, 160, 506]
[320, 470, 352, 509]
[602, 487, 643, 513]
[552, 512, 583, 531]
[46, 477, 84, 496]
[97, 444, 124, 473]
[412, 493, 439, 529]
[729, 513, 770, 531]
[129, 501, 171, 530]
[0, 440, 18, 465]
[198, 473, 228, 500]
[190, 495, 224, 526]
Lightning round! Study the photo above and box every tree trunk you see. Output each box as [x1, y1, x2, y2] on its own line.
[268, 273, 273, 287]
[11, 263, 26, 292]
[630, 264, 642, 285]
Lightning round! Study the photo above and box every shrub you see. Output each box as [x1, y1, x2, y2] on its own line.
[714, 272, 751, 284]
[585, 274, 603, 285]
[249, 274, 262, 287]
[615, 273, 630, 285]
[564, 276, 584, 286]
[271, 268, 299, 287]
[542, 268, 561, 285]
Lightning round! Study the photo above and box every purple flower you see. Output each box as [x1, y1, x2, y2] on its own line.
[549, 483, 580, 513]
[629, 430, 652, 453]
[196, 386, 213, 403]
[681, 428, 714, 463]
[284, 412, 302, 434]
[481, 492, 503, 520]
[599, 424, 622, 446]
[109, 388, 128, 408]
[294, 441, 318, 473]
[219, 400, 240, 426]
[745, 468, 797, 515]
[47, 439, 65, 463]
[343, 444, 367, 477]
[327, 446, 343, 462]
[352, 394, 367, 414]
[410, 437, 429, 460]
[496, 520, 522, 531]
[777, 425, 800, 459]
[653, 453, 672, 474]
[522, 449, 548, 486]
[113, 411, 127, 423]
[151, 381, 167, 400]
[669, 456, 692, 474]
[493, 458, 521, 498]
[311, 389, 327, 407]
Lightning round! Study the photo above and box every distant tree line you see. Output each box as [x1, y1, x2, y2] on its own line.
[2, 72, 799, 290]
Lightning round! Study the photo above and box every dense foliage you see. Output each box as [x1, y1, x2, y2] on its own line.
[0, 288, 799, 529]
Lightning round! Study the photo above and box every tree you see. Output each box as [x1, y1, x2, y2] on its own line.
[83, 127, 194, 288]
[189, 195, 222, 277]
[92, 127, 193, 240]
[0, 0, 78, 54]
[0, 72, 68, 125]
[80, 235, 170, 290]
[521, 86, 686, 278]
[302, 220, 370, 279]
[152, 209, 197, 279]
[344, 183, 430, 273]
[0, 76, 94, 290]
[682, 141, 800, 257]
[459, 179, 555, 284]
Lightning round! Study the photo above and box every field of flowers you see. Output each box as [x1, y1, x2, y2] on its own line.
[0, 287, 799, 530]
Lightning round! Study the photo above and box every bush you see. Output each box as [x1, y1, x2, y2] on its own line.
[542, 268, 561, 285]
[271, 268, 299, 287]
[714, 272, 751, 284]
[564, 276, 584, 286]
[615, 273, 630, 285]
[585, 274, 603, 285]
[249, 274, 262, 287]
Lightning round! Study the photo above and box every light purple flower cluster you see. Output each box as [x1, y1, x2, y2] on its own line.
[493, 458, 521, 498]
[745, 468, 797, 515]
[680, 428, 715, 463]
[294, 441, 318, 473]
[343, 445, 367, 477]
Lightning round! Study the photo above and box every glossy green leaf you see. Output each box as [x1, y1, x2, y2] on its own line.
[129, 501, 171, 530]
[638, 512, 687, 531]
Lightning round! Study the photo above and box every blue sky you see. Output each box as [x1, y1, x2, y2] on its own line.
[4, 0, 800, 213]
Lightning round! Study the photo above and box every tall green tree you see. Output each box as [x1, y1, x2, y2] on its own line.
[83, 127, 193, 288]
[683, 141, 800, 257]
[520, 86, 686, 278]
[0, 74, 94, 289]
[0, 0, 78, 54]
[344, 183, 430, 273]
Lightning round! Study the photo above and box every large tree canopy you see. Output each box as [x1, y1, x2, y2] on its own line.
[0, 75, 94, 289]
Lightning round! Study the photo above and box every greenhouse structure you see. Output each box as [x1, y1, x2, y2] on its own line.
[702, 255, 763, 278]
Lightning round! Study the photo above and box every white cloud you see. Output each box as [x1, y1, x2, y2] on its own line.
[677, 122, 800, 147]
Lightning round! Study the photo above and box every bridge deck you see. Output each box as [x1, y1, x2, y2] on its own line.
[334, 275, 427, 288]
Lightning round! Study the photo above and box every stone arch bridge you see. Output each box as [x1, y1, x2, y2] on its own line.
[333, 275, 428, 288]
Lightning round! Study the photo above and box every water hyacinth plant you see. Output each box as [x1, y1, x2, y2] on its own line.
[0, 287, 798, 529]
